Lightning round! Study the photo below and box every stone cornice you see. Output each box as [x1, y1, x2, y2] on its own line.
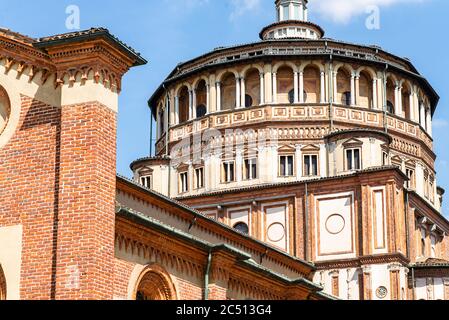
[314, 253, 410, 270]
[0, 28, 146, 93]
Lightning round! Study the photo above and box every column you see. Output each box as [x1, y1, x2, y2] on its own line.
[235, 77, 241, 108]
[206, 83, 210, 114]
[264, 65, 272, 104]
[293, 71, 299, 103]
[156, 107, 161, 139]
[372, 79, 378, 109]
[420, 103, 426, 128]
[394, 84, 401, 116]
[299, 71, 304, 103]
[164, 100, 169, 134]
[188, 90, 193, 120]
[272, 72, 277, 103]
[216, 82, 221, 112]
[409, 92, 415, 121]
[399, 87, 403, 116]
[259, 72, 265, 105]
[333, 71, 338, 101]
[355, 75, 360, 106]
[320, 71, 326, 103]
[174, 95, 179, 125]
[350, 74, 356, 106]
[295, 145, 302, 180]
[236, 149, 243, 183]
[209, 74, 217, 112]
[426, 108, 432, 137]
[240, 77, 246, 108]
[192, 89, 197, 118]
[414, 93, 420, 124]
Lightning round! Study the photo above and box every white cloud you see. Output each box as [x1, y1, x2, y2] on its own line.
[310, 0, 429, 24]
[229, 0, 261, 21]
[163, 0, 261, 21]
[433, 118, 448, 129]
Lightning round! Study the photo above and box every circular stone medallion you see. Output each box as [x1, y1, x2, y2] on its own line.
[325, 214, 346, 235]
[267, 223, 285, 243]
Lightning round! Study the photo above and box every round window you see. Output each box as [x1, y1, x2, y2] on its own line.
[233, 222, 249, 235]
[376, 286, 388, 299]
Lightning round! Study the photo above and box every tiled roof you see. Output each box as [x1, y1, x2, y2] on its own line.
[0, 27, 36, 45]
[175, 166, 408, 200]
[34, 28, 147, 66]
[325, 128, 393, 143]
[129, 156, 170, 169]
[412, 258, 449, 268]
[116, 174, 317, 269]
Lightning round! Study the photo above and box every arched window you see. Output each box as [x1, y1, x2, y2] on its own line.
[178, 86, 190, 123]
[336, 68, 351, 106]
[421, 238, 426, 257]
[196, 104, 207, 118]
[245, 94, 253, 108]
[387, 101, 395, 114]
[135, 265, 177, 300]
[386, 78, 396, 113]
[276, 66, 294, 104]
[342, 91, 351, 106]
[245, 69, 261, 106]
[221, 73, 237, 111]
[233, 222, 249, 235]
[358, 71, 374, 109]
[303, 66, 320, 103]
[0, 264, 6, 300]
[288, 89, 294, 104]
[0, 86, 11, 135]
[159, 108, 165, 136]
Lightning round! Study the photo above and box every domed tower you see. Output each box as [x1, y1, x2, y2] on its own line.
[133, 1, 449, 300]
[261, 0, 324, 40]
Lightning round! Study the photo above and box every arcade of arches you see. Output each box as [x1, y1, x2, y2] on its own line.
[160, 63, 433, 139]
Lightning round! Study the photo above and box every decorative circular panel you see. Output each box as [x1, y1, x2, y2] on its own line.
[325, 214, 346, 235]
[267, 223, 285, 243]
[376, 286, 388, 299]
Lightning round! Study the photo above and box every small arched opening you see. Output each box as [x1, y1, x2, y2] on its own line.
[276, 66, 294, 104]
[221, 72, 237, 111]
[135, 265, 177, 301]
[195, 80, 208, 118]
[402, 82, 412, 120]
[336, 67, 352, 106]
[244, 69, 261, 107]
[386, 77, 396, 114]
[178, 86, 190, 123]
[303, 65, 321, 103]
[358, 70, 374, 109]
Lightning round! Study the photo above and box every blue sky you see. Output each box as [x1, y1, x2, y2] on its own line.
[1, 0, 448, 216]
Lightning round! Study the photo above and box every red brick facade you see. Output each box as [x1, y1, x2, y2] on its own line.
[0, 28, 145, 300]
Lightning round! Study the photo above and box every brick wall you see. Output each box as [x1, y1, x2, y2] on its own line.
[53, 102, 117, 299]
[175, 276, 203, 300]
[0, 96, 117, 299]
[113, 258, 135, 299]
[0, 96, 60, 299]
